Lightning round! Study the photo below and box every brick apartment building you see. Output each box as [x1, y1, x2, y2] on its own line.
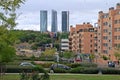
[97, 3, 120, 60]
[69, 23, 97, 54]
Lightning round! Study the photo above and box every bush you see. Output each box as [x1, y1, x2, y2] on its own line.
[5, 65, 45, 73]
[39, 63, 53, 68]
[53, 68, 68, 73]
[33, 65, 45, 73]
[68, 63, 97, 68]
[83, 68, 99, 74]
[70, 67, 99, 74]
[70, 67, 84, 73]
[6, 66, 33, 73]
[101, 68, 120, 74]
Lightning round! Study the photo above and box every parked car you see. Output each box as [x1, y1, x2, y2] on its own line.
[20, 62, 35, 67]
[50, 64, 71, 70]
[108, 61, 115, 67]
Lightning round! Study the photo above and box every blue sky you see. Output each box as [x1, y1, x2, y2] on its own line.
[15, 0, 120, 31]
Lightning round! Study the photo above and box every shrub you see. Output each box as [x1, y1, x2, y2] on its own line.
[53, 68, 68, 73]
[70, 67, 84, 73]
[70, 67, 99, 74]
[6, 65, 45, 73]
[6, 66, 33, 73]
[83, 68, 99, 74]
[101, 68, 120, 74]
[40, 63, 53, 68]
[68, 63, 97, 68]
[32, 65, 45, 73]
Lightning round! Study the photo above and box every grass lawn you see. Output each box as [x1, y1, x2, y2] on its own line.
[1, 74, 120, 80]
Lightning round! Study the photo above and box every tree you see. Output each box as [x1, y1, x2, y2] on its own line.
[89, 53, 95, 63]
[0, 0, 26, 75]
[114, 44, 120, 60]
[43, 48, 56, 57]
[62, 51, 74, 59]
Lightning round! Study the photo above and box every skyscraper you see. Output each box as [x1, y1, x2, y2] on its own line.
[40, 10, 47, 32]
[51, 10, 57, 32]
[62, 11, 69, 32]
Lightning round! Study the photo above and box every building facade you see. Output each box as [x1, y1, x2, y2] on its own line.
[40, 10, 47, 32]
[61, 39, 69, 51]
[62, 11, 69, 32]
[97, 3, 120, 60]
[69, 23, 96, 54]
[51, 10, 57, 32]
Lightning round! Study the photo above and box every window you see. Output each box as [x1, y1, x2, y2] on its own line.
[103, 43, 108, 47]
[103, 50, 108, 54]
[103, 29, 108, 33]
[109, 25, 111, 27]
[109, 47, 111, 50]
[109, 40, 111, 42]
[114, 28, 117, 32]
[114, 36, 117, 40]
[90, 50, 92, 53]
[90, 40, 92, 42]
[90, 34, 92, 37]
[109, 32, 111, 35]
[115, 20, 117, 24]
[103, 36, 108, 40]
[103, 22, 108, 26]
[90, 45, 92, 47]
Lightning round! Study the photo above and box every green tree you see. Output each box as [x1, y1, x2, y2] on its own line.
[114, 44, 120, 60]
[62, 51, 74, 59]
[89, 54, 95, 63]
[43, 48, 56, 57]
[0, 0, 26, 75]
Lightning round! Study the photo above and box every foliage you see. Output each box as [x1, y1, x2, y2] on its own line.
[70, 67, 99, 74]
[102, 55, 109, 60]
[89, 53, 95, 62]
[37, 62, 54, 68]
[43, 48, 56, 57]
[11, 30, 52, 50]
[67, 63, 97, 68]
[62, 51, 74, 59]
[114, 52, 120, 60]
[0, 43, 16, 63]
[101, 68, 120, 74]
[114, 45, 120, 60]
[58, 32, 69, 39]
[53, 68, 68, 73]
[0, 0, 26, 63]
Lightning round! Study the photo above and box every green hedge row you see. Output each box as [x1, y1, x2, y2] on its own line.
[70, 67, 99, 74]
[101, 68, 120, 74]
[53, 67, 120, 74]
[5, 65, 45, 73]
[67, 63, 97, 68]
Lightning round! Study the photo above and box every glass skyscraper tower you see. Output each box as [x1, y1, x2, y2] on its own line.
[51, 10, 57, 32]
[40, 10, 47, 32]
[62, 11, 69, 32]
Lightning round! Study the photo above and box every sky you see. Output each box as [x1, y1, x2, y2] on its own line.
[15, 0, 120, 31]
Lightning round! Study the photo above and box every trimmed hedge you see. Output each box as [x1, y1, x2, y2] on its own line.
[101, 68, 120, 74]
[70, 67, 99, 74]
[67, 63, 97, 68]
[39, 63, 53, 68]
[53, 68, 68, 73]
[5, 65, 45, 73]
